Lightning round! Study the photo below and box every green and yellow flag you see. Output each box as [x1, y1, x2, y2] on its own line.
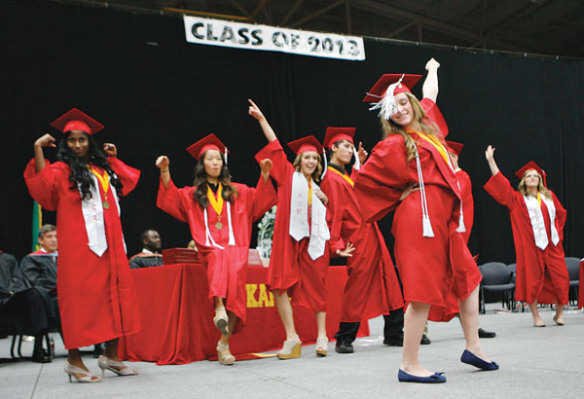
[31, 201, 42, 251]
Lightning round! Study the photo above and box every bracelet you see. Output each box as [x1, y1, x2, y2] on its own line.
[161, 169, 170, 173]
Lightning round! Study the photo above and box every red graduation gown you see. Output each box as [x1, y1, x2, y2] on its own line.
[484, 172, 569, 305]
[354, 132, 482, 318]
[428, 169, 474, 321]
[255, 140, 330, 312]
[320, 167, 404, 322]
[156, 176, 276, 325]
[578, 259, 584, 309]
[24, 158, 141, 349]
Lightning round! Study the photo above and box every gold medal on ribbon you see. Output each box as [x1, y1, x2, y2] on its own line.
[103, 200, 110, 209]
[215, 222, 223, 230]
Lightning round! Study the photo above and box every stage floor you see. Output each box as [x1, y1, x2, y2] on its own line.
[2, 304, 583, 399]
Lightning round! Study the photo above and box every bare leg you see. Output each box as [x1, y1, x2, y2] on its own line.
[527, 301, 545, 326]
[275, 291, 298, 340]
[105, 338, 120, 361]
[219, 311, 238, 345]
[68, 348, 89, 371]
[401, 302, 433, 377]
[458, 286, 491, 361]
[315, 312, 327, 339]
[553, 304, 565, 324]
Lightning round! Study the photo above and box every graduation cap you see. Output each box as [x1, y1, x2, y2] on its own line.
[287, 136, 323, 156]
[186, 133, 228, 161]
[362, 74, 422, 103]
[515, 161, 547, 186]
[446, 141, 464, 156]
[323, 127, 356, 149]
[50, 108, 104, 135]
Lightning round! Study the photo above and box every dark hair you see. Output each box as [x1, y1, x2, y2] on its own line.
[56, 131, 123, 200]
[38, 224, 56, 239]
[193, 150, 237, 208]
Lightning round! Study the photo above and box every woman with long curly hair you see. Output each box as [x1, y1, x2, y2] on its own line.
[484, 147, 569, 326]
[354, 59, 497, 383]
[155, 134, 276, 365]
[250, 99, 354, 360]
[24, 108, 141, 382]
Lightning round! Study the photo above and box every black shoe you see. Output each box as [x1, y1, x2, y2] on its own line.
[420, 334, 431, 345]
[478, 328, 496, 338]
[31, 348, 52, 363]
[383, 336, 403, 347]
[335, 340, 354, 354]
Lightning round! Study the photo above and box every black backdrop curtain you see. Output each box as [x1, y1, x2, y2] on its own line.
[2, 1, 583, 262]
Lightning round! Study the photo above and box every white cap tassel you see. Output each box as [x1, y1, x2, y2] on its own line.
[321, 147, 328, 179]
[353, 146, 361, 170]
[455, 180, 466, 233]
[368, 74, 405, 120]
[224, 147, 228, 165]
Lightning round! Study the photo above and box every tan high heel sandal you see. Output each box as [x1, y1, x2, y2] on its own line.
[97, 355, 138, 377]
[277, 337, 302, 360]
[64, 360, 101, 383]
[217, 342, 236, 365]
[213, 307, 230, 335]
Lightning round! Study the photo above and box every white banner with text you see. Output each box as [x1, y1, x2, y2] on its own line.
[183, 15, 366, 61]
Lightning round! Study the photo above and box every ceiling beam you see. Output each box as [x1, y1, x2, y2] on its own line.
[351, 0, 523, 51]
[281, 0, 304, 25]
[290, 0, 345, 29]
[228, 0, 252, 19]
[250, 0, 271, 18]
[345, 0, 352, 34]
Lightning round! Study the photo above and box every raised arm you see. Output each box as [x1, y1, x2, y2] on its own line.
[483, 145, 515, 208]
[155, 155, 188, 222]
[485, 145, 500, 176]
[250, 159, 278, 221]
[105, 143, 141, 196]
[422, 58, 440, 103]
[248, 98, 277, 142]
[33, 134, 56, 172]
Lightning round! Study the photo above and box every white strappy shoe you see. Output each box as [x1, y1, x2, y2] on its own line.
[315, 337, 329, 357]
[97, 355, 138, 377]
[64, 360, 101, 383]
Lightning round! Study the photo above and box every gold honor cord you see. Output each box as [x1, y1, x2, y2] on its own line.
[410, 130, 451, 166]
[89, 167, 111, 209]
[308, 180, 313, 207]
[537, 192, 542, 206]
[207, 183, 224, 229]
[327, 166, 354, 187]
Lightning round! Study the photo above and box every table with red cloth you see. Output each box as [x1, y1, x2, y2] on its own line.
[579, 259, 583, 309]
[118, 263, 370, 365]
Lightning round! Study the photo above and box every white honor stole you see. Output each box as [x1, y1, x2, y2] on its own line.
[523, 194, 559, 250]
[289, 172, 330, 260]
[203, 203, 236, 249]
[79, 174, 126, 257]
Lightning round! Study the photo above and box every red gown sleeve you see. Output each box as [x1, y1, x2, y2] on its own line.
[156, 178, 188, 223]
[250, 175, 278, 221]
[353, 138, 408, 222]
[552, 191, 567, 240]
[23, 159, 60, 211]
[420, 97, 449, 138]
[254, 140, 294, 186]
[483, 171, 516, 208]
[108, 157, 141, 196]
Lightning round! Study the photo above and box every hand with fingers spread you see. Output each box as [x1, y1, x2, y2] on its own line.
[336, 242, 355, 258]
[357, 141, 368, 164]
[103, 143, 117, 157]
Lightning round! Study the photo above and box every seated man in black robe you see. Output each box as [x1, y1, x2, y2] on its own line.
[129, 229, 164, 269]
[20, 225, 60, 331]
[1, 249, 50, 362]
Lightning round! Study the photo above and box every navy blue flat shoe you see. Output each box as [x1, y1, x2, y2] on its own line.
[460, 349, 499, 371]
[398, 369, 446, 383]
